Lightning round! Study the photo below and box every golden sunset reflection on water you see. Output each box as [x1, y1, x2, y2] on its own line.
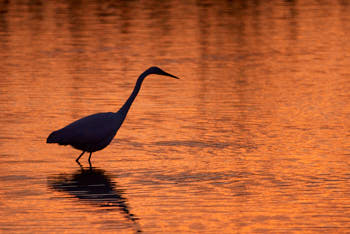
[0, 0, 350, 233]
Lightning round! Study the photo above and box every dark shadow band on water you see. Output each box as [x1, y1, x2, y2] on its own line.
[47, 165, 141, 232]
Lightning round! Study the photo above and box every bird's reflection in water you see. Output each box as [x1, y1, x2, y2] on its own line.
[48, 165, 141, 232]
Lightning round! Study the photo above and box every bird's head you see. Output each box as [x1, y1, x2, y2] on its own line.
[146, 66, 179, 79]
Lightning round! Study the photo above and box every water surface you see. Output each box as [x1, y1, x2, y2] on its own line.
[0, 0, 350, 233]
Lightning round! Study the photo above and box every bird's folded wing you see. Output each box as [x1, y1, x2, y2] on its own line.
[47, 112, 118, 145]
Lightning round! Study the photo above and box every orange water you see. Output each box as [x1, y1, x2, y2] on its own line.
[0, 0, 350, 233]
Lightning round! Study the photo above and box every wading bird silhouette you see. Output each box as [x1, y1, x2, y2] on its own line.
[47, 67, 179, 165]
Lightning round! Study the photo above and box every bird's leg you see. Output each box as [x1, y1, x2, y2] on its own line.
[76, 151, 85, 163]
[76, 160, 83, 170]
[88, 152, 93, 167]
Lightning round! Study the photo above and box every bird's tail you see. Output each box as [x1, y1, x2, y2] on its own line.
[47, 131, 64, 144]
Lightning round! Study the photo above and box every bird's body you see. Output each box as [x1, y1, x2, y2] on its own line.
[47, 112, 120, 152]
[47, 67, 179, 164]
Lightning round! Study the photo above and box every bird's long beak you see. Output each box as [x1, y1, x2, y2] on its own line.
[161, 71, 180, 79]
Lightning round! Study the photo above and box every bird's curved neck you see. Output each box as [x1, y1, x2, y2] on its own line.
[118, 71, 148, 115]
